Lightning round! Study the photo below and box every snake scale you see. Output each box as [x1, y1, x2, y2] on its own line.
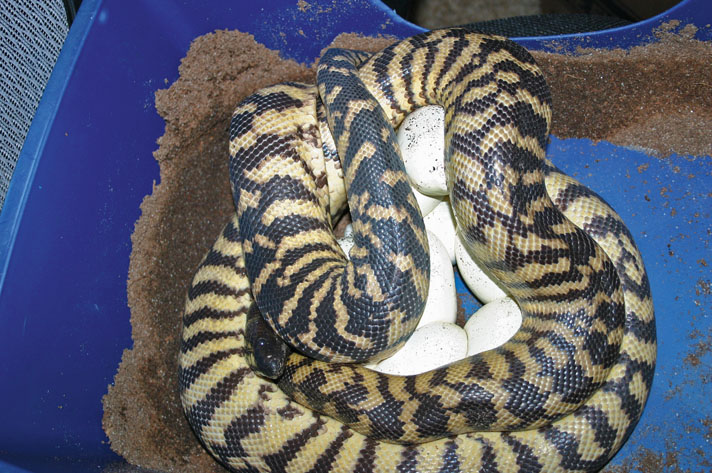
[179, 28, 656, 472]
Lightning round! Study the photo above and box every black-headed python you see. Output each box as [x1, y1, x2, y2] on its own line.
[179, 28, 656, 472]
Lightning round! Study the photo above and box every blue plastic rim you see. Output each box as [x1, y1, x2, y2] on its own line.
[0, 1, 710, 472]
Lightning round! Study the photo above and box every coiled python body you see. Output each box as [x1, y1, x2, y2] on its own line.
[180, 29, 656, 472]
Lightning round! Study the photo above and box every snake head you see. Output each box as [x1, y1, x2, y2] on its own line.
[245, 304, 291, 379]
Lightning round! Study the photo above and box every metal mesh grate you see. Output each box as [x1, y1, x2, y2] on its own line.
[0, 1, 69, 211]
[462, 13, 630, 37]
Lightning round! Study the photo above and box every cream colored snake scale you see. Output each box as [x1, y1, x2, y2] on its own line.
[179, 28, 656, 472]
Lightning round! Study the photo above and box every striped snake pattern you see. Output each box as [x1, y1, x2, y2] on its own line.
[179, 28, 656, 472]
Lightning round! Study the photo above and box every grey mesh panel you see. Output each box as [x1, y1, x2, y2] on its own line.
[463, 14, 630, 37]
[0, 1, 69, 211]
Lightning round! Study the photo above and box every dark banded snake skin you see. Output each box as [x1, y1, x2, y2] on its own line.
[179, 28, 656, 472]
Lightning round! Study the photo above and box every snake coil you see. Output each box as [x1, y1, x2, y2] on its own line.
[180, 28, 656, 473]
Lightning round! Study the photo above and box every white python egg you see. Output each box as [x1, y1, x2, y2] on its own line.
[465, 297, 522, 356]
[454, 237, 507, 304]
[424, 200, 457, 264]
[337, 226, 354, 256]
[417, 231, 457, 328]
[370, 322, 468, 376]
[412, 185, 443, 216]
[398, 105, 448, 196]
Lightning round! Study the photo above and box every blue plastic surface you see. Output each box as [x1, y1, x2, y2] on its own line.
[0, 0, 709, 471]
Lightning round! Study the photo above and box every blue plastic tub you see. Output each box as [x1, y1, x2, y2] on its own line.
[1, 0, 710, 471]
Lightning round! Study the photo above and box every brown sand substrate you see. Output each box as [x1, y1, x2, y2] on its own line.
[101, 27, 712, 473]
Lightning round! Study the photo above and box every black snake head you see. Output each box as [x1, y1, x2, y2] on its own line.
[245, 304, 292, 379]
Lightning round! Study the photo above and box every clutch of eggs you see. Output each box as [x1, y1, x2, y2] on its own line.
[338, 105, 522, 376]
